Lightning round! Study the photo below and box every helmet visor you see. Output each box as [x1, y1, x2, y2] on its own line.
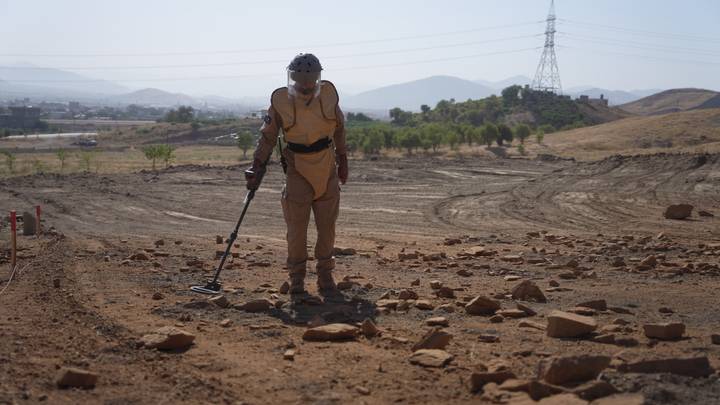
[288, 70, 321, 97]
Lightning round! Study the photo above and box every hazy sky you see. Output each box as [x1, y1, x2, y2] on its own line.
[1, 0, 719, 97]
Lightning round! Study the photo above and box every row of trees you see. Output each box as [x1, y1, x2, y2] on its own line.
[1, 149, 100, 174]
[345, 122, 543, 156]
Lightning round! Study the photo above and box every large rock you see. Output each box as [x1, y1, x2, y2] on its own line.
[546, 311, 597, 338]
[408, 349, 453, 368]
[663, 204, 693, 220]
[571, 381, 618, 401]
[617, 356, 713, 377]
[643, 322, 685, 340]
[360, 318, 380, 338]
[302, 323, 359, 341]
[209, 294, 229, 308]
[412, 328, 452, 351]
[577, 300, 607, 311]
[141, 326, 195, 350]
[511, 280, 547, 303]
[56, 367, 98, 389]
[538, 355, 611, 385]
[465, 296, 501, 315]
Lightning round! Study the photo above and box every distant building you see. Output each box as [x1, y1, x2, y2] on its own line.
[0, 106, 43, 129]
[577, 94, 609, 107]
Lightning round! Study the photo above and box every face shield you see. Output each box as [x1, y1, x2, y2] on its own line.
[288, 70, 322, 98]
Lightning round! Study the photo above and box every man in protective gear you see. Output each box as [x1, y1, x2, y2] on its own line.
[245, 53, 349, 296]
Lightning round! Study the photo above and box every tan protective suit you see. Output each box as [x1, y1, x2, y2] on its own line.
[253, 80, 347, 281]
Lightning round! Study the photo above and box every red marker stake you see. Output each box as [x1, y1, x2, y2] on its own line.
[10, 210, 17, 268]
[35, 205, 41, 237]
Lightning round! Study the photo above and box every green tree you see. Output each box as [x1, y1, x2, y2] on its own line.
[445, 131, 459, 150]
[501, 85, 523, 107]
[160, 144, 176, 168]
[56, 149, 68, 172]
[389, 107, 413, 126]
[517, 143, 526, 156]
[79, 151, 94, 172]
[398, 130, 421, 155]
[142, 145, 164, 170]
[362, 129, 383, 155]
[2, 151, 16, 173]
[497, 124, 514, 146]
[480, 123, 499, 148]
[515, 124, 531, 144]
[536, 129, 545, 145]
[237, 131, 255, 158]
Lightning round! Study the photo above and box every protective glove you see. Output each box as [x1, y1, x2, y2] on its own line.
[336, 153, 348, 185]
[244, 158, 266, 190]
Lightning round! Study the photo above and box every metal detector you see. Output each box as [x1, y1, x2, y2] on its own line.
[191, 167, 265, 295]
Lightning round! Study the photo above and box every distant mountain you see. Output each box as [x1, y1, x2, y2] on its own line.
[108, 88, 198, 107]
[344, 75, 495, 111]
[619, 88, 720, 115]
[475, 75, 532, 90]
[0, 64, 128, 95]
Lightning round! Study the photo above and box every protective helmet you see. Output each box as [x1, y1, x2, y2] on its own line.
[287, 53, 323, 97]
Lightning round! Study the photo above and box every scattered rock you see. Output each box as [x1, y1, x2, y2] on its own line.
[282, 349, 296, 361]
[548, 280, 560, 287]
[408, 349, 453, 368]
[411, 278, 420, 286]
[361, 318, 380, 338]
[470, 368, 517, 392]
[215, 235, 224, 244]
[658, 307, 674, 314]
[237, 298, 272, 313]
[568, 307, 596, 316]
[711, 334, 720, 345]
[516, 303, 537, 316]
[356, 386, 371, 395]
[527, 380, 566, 401]
[415, 300, 435, 310]
[56, 367, 98, 389]
[571, 381, 618, 401]
[490, 315, 504, 323]
[501, 255, 524, 264]
[426, 317, 449, 327]
[618, 356, 713, 377]
[546, 311, 597, 338]
[152, 292, 164, 300]
[519, 320, 546, 331]
[590, 394, 645, 405]
[663, 204, 693, 220]
[643, 322, 685, 340]
[536, 393, 588, 404]
[141, 326, 195, 350]
[376, 299, 400, 310]
[698, 210, 714, 217]
[209, 295, 229, 308]
[511, 280, 548, 303]
[436, 286, 456, 299]
[456, 269, 473, 277]
[129, 252, 150, 261]
[219, 319, 232, 327]
[577, 300, 607, 311]
[412, 327, 452, 351]
[538, 355, 611, 385]
[429, 280, 443, 290]
[398, 289, 418, 300]
[497, 309, 528, 319]
[302, 323, 359, 341]
[465, 296, 501, 315]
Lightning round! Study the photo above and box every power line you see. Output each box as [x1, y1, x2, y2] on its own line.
[0, 21, 545, 58]
[559, 45, 720, 66]
[559, 32, 720, 57]
[560, 18, 720, 43]
[0, 47, 541, 83]
[0, 34, 543, 71]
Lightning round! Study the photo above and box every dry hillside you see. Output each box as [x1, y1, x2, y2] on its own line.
[620, 88, 720, 116]
[528, 108, 720, 161]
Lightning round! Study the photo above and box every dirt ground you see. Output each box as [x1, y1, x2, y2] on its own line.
[1, 153, 720, 404]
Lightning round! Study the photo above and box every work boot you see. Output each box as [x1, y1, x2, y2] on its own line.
[316, 269, 338, 295]
[289, 270, 307, 295]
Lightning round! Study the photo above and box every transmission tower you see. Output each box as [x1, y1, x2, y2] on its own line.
[531, 0, 562, 93]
